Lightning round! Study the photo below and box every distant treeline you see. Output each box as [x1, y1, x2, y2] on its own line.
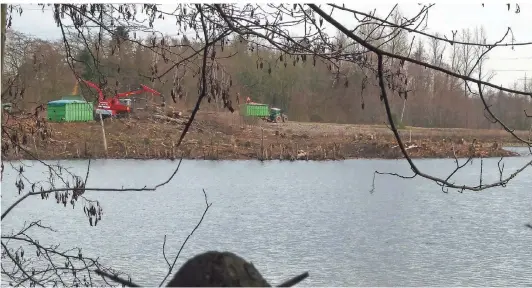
[3, 27, 531, 130]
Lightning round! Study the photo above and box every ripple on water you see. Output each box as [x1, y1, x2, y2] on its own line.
[2, 151, 532, 286]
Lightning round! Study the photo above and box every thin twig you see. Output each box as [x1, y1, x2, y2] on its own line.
[159, 189, 212, 287]
[94, 269, 140, 287]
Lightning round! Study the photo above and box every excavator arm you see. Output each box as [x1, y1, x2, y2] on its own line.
[79, 79, 105, 102]
[78, 79, 164, 110]
[115, 84, 162, 98]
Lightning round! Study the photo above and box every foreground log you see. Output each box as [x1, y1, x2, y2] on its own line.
[167, 251, 271, 287]
[153, 114, 187, 124]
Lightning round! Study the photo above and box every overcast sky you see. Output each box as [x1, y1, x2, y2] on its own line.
[9, 1, 532, 89]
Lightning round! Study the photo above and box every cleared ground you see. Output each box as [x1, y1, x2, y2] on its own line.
[3, 111, 529, 161]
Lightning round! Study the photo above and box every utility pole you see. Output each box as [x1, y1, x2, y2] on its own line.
[517, 73, 529, 93]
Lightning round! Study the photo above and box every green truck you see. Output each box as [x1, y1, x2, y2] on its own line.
[240, 103, 287, 123]
[2, 103, 12, 112]
[269, 107, 288, 123]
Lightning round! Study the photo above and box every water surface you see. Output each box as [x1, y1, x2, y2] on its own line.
[2, 149, 532, 286]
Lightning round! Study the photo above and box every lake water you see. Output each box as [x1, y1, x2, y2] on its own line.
[2, 148, 532, 286]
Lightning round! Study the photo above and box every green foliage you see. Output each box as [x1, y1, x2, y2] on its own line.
[78, 48, 99, 83]
[113, 26, 129, 43]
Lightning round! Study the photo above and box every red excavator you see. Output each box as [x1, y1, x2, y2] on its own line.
[80, 79, 163, 118]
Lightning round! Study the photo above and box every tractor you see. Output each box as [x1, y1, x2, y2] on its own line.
[268, 107, 288, 123]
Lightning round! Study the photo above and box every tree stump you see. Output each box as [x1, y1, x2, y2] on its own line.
[167, 251, 271, 287]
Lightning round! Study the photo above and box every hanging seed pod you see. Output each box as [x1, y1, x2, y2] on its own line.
[268, 67, 271, 74]
[284, 62, 287, 68]
[260, 62, 263, 69]
[280, 54, 283, 61]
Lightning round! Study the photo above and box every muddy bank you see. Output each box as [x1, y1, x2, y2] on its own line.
[2, 112, 523, 161]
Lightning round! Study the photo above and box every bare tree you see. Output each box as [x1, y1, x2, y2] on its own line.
[2, 3, 532, 287]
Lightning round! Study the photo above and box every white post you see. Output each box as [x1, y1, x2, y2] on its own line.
[400, 98, 407, 123]
[99, 113, 108, 154]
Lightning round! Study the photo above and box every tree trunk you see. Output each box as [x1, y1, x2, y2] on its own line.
[1, 4, 6, 77]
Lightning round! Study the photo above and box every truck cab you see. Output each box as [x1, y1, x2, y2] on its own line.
[269, 107, 287, 123]
[118, 98, 132, 107]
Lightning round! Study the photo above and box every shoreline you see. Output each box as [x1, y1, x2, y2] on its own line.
[4, 142, 522, 162]
[4, 153, 523, 162]
[2, 112, 528, 162]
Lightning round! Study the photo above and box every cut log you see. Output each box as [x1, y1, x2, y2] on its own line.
[153, 114, 186, 124]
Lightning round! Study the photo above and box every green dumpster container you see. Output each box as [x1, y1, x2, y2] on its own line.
[47, 100, 94, 122]
[241, 103, 270, 117]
